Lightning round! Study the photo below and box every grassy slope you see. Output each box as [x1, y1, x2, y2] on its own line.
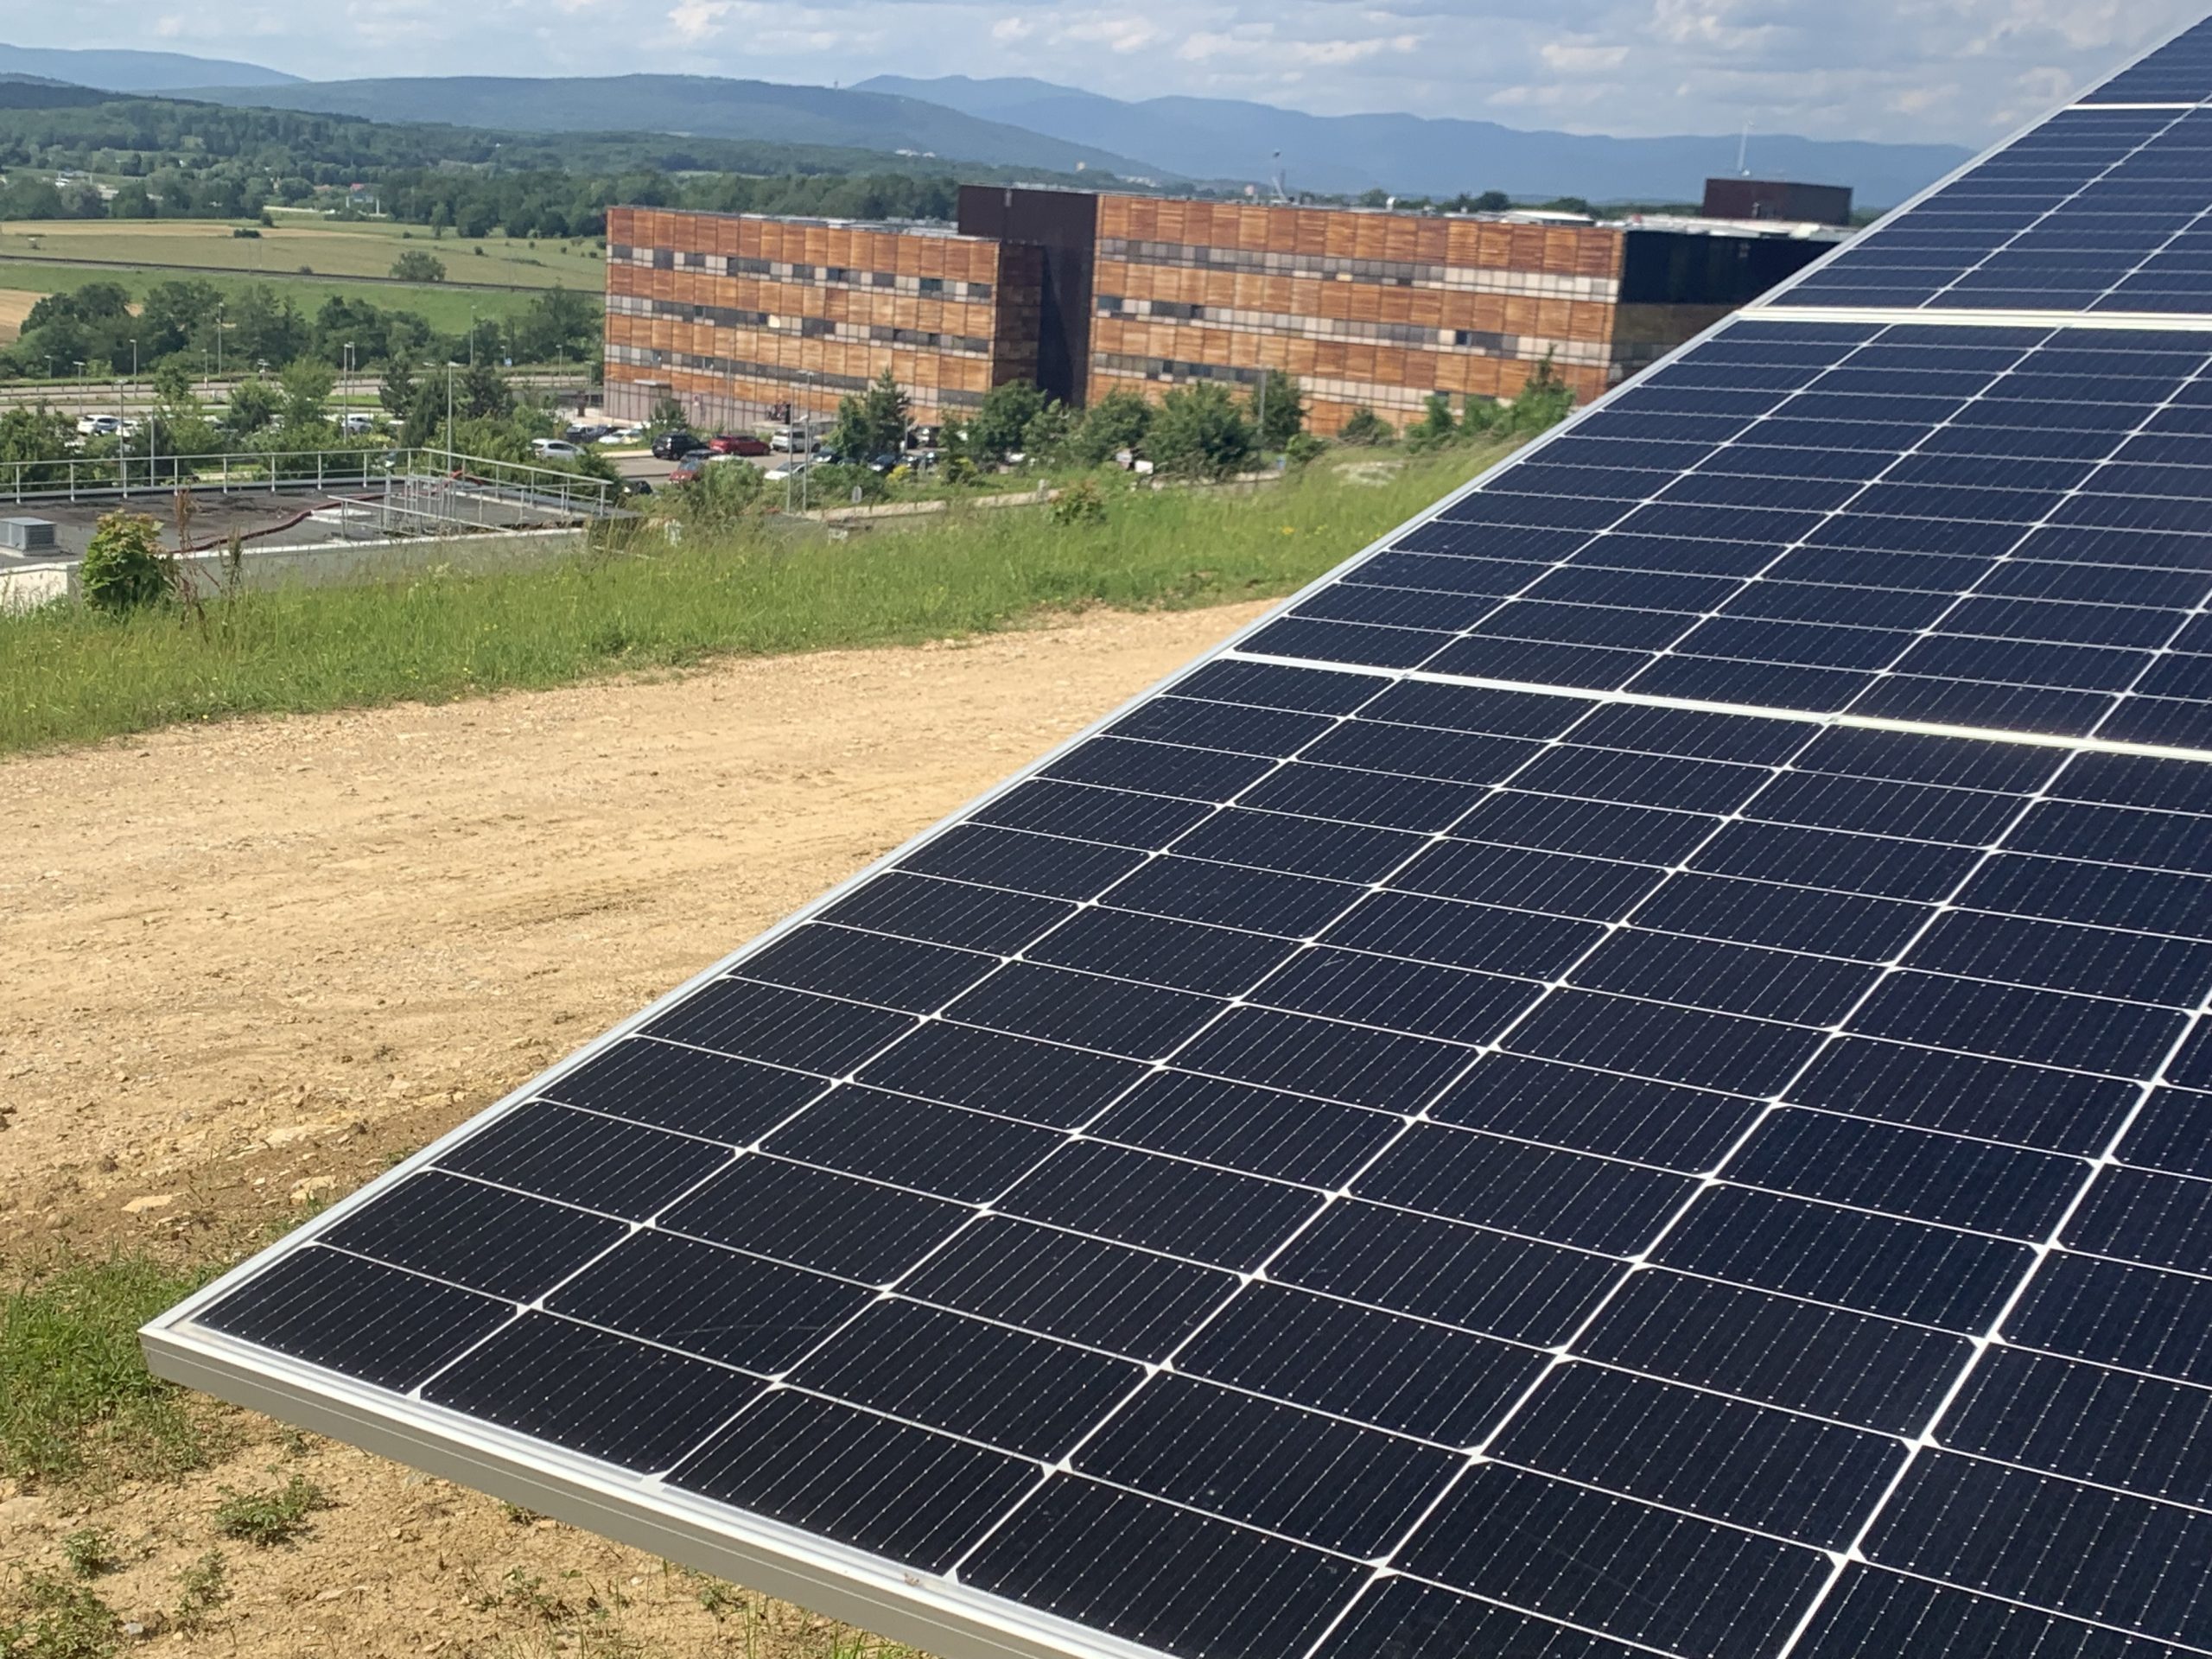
[0, 452, 1498, 754]
[0, 219, 603, 289]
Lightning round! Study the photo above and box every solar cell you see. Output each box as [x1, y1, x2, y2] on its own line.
[148, 16, 2212, 1659]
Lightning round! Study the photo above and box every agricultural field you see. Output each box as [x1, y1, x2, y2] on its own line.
[0, 259, 549, 348]
[0, 217, 606, 289]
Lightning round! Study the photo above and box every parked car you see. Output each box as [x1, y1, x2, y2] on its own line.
[531, 438, 584, 460]
[763, 458, 815, 481]
[906, 425, 941, 451]
[708, 433, 771, 457]
[76, 415, 121, 437]
[339, 413, 377, 435]
[598, 424, 644, 446]
[618, 477, 655, 498]
[652, 430, 707, 461]
[867, 453, 902, 474]
[564, 423, 611, 445]
[668, 457, 708, 485]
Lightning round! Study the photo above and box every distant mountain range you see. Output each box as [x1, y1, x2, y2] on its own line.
[164, 76, 1169, 181]
[0, 39, 1974, 207]
[855, 75, 1972, 206]
[0, 42, 299, 91]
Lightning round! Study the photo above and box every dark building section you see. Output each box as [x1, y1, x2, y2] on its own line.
[957, 185, 1099, 408]
[1702, 178, 1857, 227]
[1621, 230, 1837, 308]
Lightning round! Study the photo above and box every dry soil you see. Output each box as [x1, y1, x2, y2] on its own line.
[0, 599, 1269, 1658]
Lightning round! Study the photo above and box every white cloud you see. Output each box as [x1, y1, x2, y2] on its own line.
[12, 0, 2212, 144]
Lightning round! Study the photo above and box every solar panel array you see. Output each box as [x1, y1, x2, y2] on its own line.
[149, 20, 2212, 1659]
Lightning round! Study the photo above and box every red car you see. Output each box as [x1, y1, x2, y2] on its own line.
[708, 433, 771, 456]
[669, 457, 709, 485]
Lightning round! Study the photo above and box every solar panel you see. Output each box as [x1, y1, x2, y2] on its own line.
[147, 19, 2212, 1659]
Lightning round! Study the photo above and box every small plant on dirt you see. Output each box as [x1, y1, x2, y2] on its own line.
[171, 1552, 228, 1633]
[500, 1501, 544, 1526]
[473, 1567, 574, 1624]
[0, 1573, 120, 1659]
[57, 1534, 118, 1582]
[77, 512, 168, 616]
[694, 1579, 749, 1619]
[213, 1472, 329, 1546]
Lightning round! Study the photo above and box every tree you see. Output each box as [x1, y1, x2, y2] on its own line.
[965, 380, 1046, 461]
[379, 360, 417, 419]
[512, 286, 597, 365]
[1338, 406, 1394, 446]
[829, 366, 910, 461]
[1472, 190, 1512, 213]
[1066, 387, 1154, 466]
[390, 250, 448, 283]
[138, 279, 223, 360]
[79, 511, 168, 614]
[223, 374, 281, 437]
[279, 359, 335, 432]
[1147, 383, 1255, 480]
[1021, 398, 1074, 463]
[647, 394, 688, 432]
[0, 406, 77, 486]
[1404, 392, 1458, 452]
[1249, 369, 1306, 449]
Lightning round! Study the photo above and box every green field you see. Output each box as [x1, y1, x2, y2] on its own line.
[0, 259, 548, 351]
[0, 451, 1501, 754]
[0, 217, 604, 289]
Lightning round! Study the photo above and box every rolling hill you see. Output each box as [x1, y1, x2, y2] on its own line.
[164, 75, 1170, 181]
[855, 74, 1974, 207]
[0, 42, 301, 91]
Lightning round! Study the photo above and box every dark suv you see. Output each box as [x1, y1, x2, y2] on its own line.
[652, 430, 708, 461]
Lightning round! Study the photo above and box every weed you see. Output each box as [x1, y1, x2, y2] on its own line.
[500, 1500, 544, 1526]
[0, 1253, 218, 1488]
[213, 1472, 329, 1546]
[171, 1553, 228, 1633]
[55, 1534, 118, 1582]
[0, 450, 1510, 755]
[0, 1573, 119, 1659]
[473, 1567, 574, 1624]
[694, 1579, 750, 1619]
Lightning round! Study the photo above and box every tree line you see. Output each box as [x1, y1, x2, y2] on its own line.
[0, 278, 601, 382]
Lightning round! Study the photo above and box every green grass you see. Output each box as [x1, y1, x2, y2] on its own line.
[0, 1255, 219, 1488]
[0, 258, 544, 341]
[0, 218, 603, 289]
[0, 450, 1503, 755]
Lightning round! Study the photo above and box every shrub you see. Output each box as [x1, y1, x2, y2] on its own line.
[390, 250, 448, 283]
[1284, 431, 1329, 469]
[1147, 383, 1255, 480]
[76, 513, 167, 616]
[1050, 477, 1108, 525]
[1337, 406, 1394, 446]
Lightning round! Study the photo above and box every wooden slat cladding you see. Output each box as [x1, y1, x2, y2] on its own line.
[602, 206, 1044, 429]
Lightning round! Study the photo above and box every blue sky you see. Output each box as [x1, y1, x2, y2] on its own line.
[13, 0, 2209, 142]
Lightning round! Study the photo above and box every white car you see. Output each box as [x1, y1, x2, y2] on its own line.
[76, 415, 121, 437]
[763, 459, 814, 481]
[531, 438, 584, 460]
[340, 413, 377, 435]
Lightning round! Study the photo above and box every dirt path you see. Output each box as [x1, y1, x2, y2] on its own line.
[0, 601, 1267, 1658]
